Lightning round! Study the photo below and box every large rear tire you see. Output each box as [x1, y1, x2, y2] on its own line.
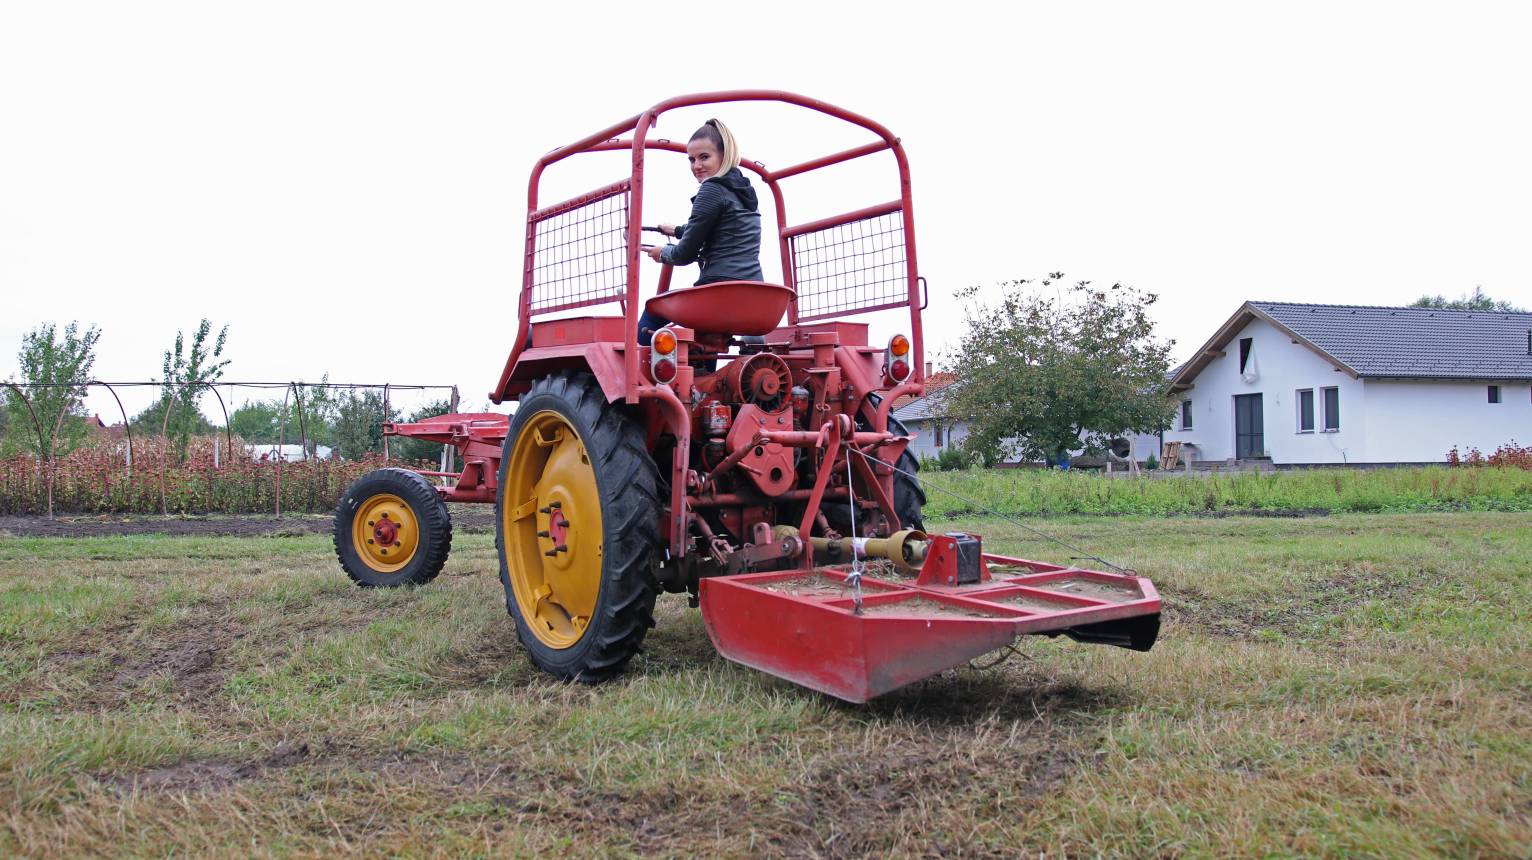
[495, 371, 661, 683]
[831, 402, 926, 534]
[334, 467, 452, 588]
[888, 423, 927, 532]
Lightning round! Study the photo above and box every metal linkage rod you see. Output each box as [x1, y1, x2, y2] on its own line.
[847, 448, 1138, 576]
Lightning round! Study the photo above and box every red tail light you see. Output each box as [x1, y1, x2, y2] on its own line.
[885, 335, 913, 382]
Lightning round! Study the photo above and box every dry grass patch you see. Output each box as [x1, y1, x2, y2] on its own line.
[0, 512, 1527, 857]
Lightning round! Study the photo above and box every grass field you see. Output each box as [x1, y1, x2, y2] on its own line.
[917, 466, 1532, 518]
[1, 513, 1529, 857]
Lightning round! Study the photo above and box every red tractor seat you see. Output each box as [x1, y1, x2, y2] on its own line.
[643, 281, 795, 336]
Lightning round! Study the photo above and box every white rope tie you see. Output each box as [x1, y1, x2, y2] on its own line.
[844, 451, 864, 614]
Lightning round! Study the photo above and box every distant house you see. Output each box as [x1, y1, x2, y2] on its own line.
[890, 371, 960, 460]
[246, 443, 334, 461]
[1166, 301, 1532, 465]
[892, 371, 1160, 466]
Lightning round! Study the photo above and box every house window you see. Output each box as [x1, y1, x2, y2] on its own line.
[1297, 389, 1314, 432]
[1488, 385, 1501, 404]
[934, 424, 945, 447]
[1180, 399, 1193, 430]
[1238, 338, 1253, 374]
[1321, 387, 1340, 431]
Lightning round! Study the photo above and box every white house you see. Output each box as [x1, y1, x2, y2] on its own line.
[1166, 301, 1532, 465]
[891, 375, 963, 461]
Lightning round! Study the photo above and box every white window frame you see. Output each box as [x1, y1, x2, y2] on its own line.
[1296, 388, 1315, 433]
[1321, 386, 1340, 432]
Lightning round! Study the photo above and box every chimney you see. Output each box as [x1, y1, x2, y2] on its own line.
[925, 361, 933, 376]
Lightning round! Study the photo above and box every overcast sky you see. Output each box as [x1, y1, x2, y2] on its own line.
[3, 1, 1530, 422]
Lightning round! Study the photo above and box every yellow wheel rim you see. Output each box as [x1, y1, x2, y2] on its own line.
[350, 493, 421, 574]
[503, 410, 604, 650]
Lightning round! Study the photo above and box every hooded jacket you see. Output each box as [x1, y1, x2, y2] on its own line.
[660, 167, 764, 284]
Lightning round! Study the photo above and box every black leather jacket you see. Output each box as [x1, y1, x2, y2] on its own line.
[660, 167, 764, 284]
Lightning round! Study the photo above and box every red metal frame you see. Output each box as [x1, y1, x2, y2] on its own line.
[700, 548, 1162, 703]
[493, 90, 926, 408]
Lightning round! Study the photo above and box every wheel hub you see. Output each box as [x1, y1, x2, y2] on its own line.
[373, 515, 399, 547]
[350, 493, 419, 573]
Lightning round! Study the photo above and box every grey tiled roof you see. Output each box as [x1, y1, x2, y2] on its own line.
[1252, 301, 1532, 380]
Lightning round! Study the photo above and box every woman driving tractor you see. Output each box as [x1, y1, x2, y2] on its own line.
[638, 119, 763, 344]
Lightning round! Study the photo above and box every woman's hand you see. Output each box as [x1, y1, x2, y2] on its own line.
[658, 223, 677, 238]
[644, 244, 666, 262]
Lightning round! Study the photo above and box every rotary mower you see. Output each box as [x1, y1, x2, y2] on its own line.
[333, 91, 1160, 703]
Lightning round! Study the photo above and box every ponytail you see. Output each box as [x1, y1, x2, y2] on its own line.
[690, 118, 740, 178]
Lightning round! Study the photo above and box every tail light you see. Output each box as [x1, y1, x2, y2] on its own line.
[651, 327, 678, 384]
[886, 334, 912, 383]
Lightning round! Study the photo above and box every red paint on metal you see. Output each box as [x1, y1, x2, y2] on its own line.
[642, 281, 794, 337]
[373, 518, 398, 547]
[700, 555, 1161, 703]
[492, 90, 925, 406]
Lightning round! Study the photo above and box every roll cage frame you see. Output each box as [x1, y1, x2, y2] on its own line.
[491, 89, 927, 407]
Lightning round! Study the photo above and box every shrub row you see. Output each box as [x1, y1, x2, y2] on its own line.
[0, 438, 427, 515]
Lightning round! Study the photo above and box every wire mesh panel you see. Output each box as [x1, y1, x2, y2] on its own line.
[529, 187, 630, 314]
[789, 209, 909, 320]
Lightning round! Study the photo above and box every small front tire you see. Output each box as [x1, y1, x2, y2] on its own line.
[334, 468, 453, 588]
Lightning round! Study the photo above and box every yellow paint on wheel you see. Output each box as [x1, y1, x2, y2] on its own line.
[503, 410, 604, 650]
[350, 492, 420, 573]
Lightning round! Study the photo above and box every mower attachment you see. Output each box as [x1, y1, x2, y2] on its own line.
[699, 535, 1161, 703]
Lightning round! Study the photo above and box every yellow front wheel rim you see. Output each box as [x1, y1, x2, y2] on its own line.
[504, 410, 604, 650]
[350, 493, 420, 573]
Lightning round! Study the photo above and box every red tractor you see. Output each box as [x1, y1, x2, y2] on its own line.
[333, 91, 1161, 702]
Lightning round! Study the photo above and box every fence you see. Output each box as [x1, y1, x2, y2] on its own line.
[2, 380, 461, 518]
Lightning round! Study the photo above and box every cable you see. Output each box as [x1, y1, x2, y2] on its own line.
[848, 447, 1138, 576]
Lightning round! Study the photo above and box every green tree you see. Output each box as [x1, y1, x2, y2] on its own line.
[392, 398, 454, 464]
[131, 399, 215, 437]
[1410, 287, 1526, 313]
[157, 319, 230, 461]
[946, 274, 1175, 465]
[331, 389, 396, 460]
[294, 380, 338, 452]
[227, 399, 284, 444]
[2, 322, 102, 458]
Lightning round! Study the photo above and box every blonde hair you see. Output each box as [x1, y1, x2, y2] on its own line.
[691, 118, 740, 177]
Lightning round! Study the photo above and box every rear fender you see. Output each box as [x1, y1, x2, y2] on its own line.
[496, 344, 628, 403]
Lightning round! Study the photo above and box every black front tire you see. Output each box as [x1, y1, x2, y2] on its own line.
[333, 467, 453, 588]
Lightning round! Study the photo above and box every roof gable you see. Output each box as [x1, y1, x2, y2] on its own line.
[1171, 301, 1532, 389]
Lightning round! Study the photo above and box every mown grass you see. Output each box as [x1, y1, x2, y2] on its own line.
[0, 513, 1528, 857]
[919, 465, 1532, 517]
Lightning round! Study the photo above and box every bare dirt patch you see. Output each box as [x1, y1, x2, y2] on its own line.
[104, 741, 326, 795]
[1169, 568, 1426, 640]
[28, 606, 249, 711]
